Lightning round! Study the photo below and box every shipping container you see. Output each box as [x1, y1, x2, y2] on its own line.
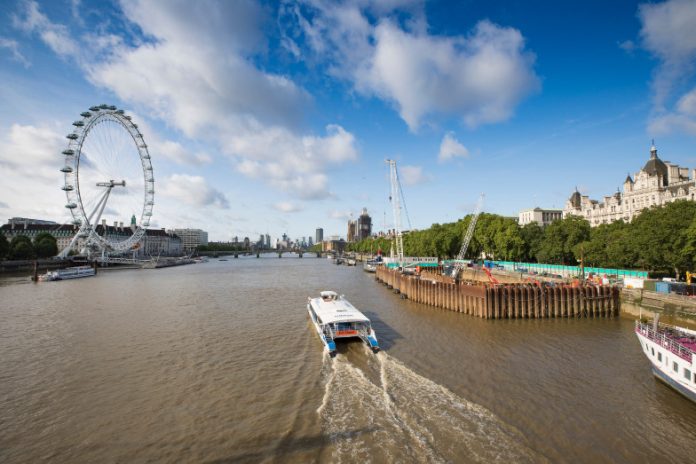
[655, 282, 670, 294]
[643, 280, 657, 292]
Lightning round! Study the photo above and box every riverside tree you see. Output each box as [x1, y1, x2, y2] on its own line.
[9, 235, 35, 260]
[0, 232, 8, 260]
[346, 200, 696, 277]
[34, 232, 58, 258]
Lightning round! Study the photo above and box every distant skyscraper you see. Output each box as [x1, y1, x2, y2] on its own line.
[358, 207, 372, 240]
[315, 228, 323, 244]
[308, 236, 313, 246]
[347, 219, 357, 242]
[265, 234, 271, 248]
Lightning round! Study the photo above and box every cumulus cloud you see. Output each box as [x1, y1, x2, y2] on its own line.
[438, 132, 469, 162]
[84, 0, 356, 199]
[227, 123, 356, 199]
[639, 0, 696, 134]
[640, 0, 696, 107]
[0, 123, 72, 220]
[289, 3, 539, 130]
[399, 165, 430, 186]
[161, 174, 229, 209]
[0, 123, 64, 181]
[12, 0, 79, 58]
[273, 202, 303, 213]
[159, 140, 212, 166]
[0, 37, 29, 67]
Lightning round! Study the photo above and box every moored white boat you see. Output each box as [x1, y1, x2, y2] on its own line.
[635, 318, 696, 402]
[307, 291, 379, 357]
[39, 265, 96, 281]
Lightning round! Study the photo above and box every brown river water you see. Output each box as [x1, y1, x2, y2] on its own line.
[1, 256, 696, 463]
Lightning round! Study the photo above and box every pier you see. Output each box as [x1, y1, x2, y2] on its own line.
[376, 267, 620, 319]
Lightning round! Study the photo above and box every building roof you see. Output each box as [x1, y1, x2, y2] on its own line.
[624, 174, 633, 184]
[643, 145, 668, 179]
[568, 190, 582, 208]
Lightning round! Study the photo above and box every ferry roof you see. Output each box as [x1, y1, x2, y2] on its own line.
[310, 291, 370, 325]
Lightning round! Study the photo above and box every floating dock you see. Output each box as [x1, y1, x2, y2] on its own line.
[376, 267, 620, 319]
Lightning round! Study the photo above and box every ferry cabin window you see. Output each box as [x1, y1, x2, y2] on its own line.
[684, 368, 692, 381]
[651, 347, 655, 356]
[673, 361, 679, 373]
[658, 352, 662, 362]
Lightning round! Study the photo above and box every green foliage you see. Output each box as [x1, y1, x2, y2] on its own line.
[0, 232, 8, 260]
[34, 232, 58, 258]
[519, 223, 544, 262]
[348, 201, 696, 276]
[630, 200, 696, 277]
[537, 216, 590, 265]
[9, 235, 35, 260]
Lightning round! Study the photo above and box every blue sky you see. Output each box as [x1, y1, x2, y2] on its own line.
[1, 0, 696, 242]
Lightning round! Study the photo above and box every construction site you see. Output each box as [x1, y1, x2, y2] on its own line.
[374, 160, 622, 320]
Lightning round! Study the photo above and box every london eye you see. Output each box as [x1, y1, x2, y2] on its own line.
[59, 104, 154, 257]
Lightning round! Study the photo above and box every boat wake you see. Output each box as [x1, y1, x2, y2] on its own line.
[318, 348, 542, 463]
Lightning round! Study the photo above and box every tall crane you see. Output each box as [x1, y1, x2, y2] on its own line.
[386, 159, 405, 269]
[451, 193, 485, 281]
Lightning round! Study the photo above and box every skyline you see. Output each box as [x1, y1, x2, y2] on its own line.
[1, 0, 696, 241]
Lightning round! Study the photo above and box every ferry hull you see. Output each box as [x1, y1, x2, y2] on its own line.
[652, 366, 696, 403]
[635, 323, 696, 404]
[307, 292, 380, 357]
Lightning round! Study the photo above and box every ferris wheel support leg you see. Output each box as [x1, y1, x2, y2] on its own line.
[87, 186, 114, 227]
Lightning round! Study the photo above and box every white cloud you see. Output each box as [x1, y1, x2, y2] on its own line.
[159, 140, 212, 166]
[74, 0, 357, 200]
[640, 0, 696, 107]
[0, 37, 29, 67]
[639, 0, 696, 134]
[227, 124, 356, 199]
[438, 131, 469, 162]
[0, 123, 72, 221]
[273, 202, 303, 213]
[677, 87, 696, 116]
[399, 165, 429, 186]
[290, 4, 539, 130]
[13, 0, 79, 58]
[160, 174, 229, 209]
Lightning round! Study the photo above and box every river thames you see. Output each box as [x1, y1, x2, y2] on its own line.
[1, 256, 696, 463]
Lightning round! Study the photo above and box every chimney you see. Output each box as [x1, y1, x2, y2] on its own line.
[24, 221, 27, 230]
[114, 221, 118, 229]
[119, 221, 124, 229]
[102, 219, 106, 227]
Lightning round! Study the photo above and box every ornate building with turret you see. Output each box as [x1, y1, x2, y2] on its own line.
[563, 144, 696, 226]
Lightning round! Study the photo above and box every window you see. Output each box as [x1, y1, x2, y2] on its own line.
[674, 361, 678, 372]
[684, 368, 691, 381]
[658, 352, 662, 362]
[652, 347, 655, 356]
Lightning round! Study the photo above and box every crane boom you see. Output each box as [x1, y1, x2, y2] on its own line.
[451, 193, 485, 279]
[386, 159, 404, 269]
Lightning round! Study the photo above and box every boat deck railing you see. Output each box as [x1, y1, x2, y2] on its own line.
[636, 320, 696, 363]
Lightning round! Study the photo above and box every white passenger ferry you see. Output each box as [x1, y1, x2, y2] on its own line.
[307, 291, 379, 357]
[635, 318, 696, 402]
[39, 265, 96, 281]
